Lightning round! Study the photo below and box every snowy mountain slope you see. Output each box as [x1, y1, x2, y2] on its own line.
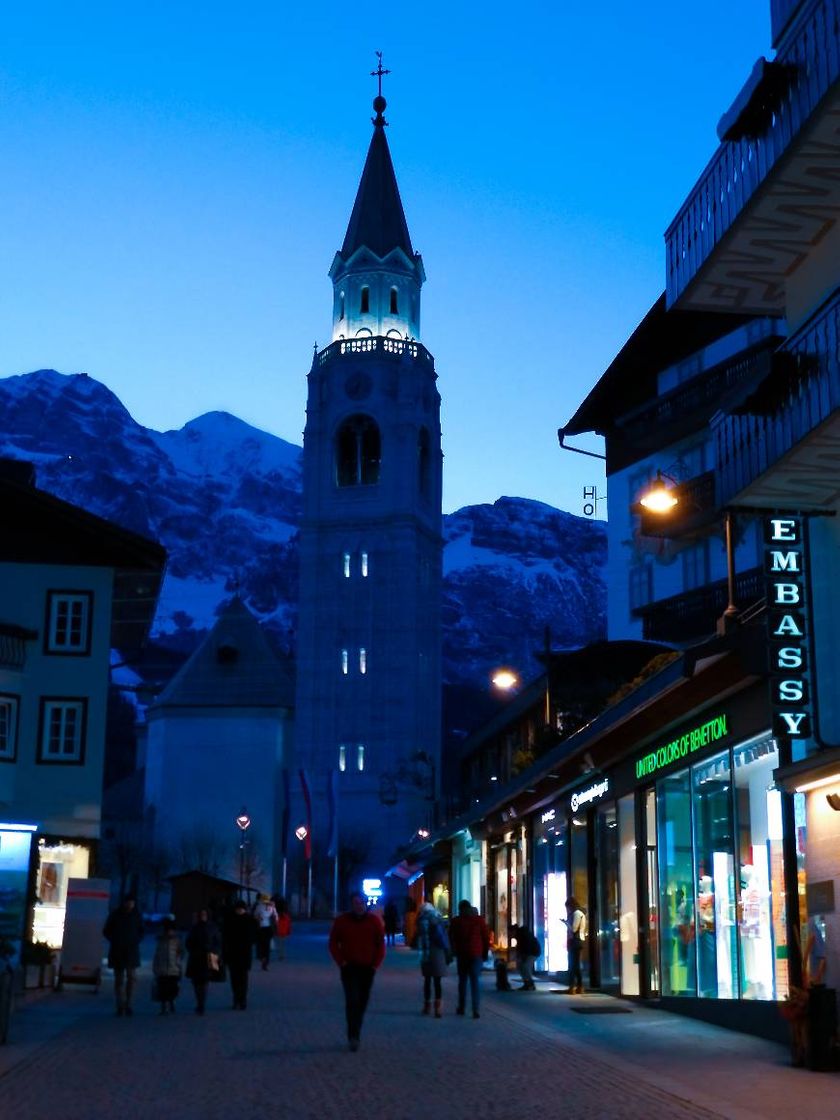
[0, 369, 606, 685]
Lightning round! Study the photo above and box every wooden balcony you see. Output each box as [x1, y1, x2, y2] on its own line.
[632, 567, 764, 644]
[665, 0, 840, 313]
[714, 290, 840, 507]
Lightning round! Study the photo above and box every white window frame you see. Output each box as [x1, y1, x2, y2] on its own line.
[0, 694, 19, 762]
[46, 591, 92, 655]
[39, 698, 87, 764]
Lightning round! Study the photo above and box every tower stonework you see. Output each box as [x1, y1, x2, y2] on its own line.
[294, 90, 443, 890]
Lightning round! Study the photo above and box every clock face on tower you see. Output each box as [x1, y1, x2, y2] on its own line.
[345, 371, 372, 401]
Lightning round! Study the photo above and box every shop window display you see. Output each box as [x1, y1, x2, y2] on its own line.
[533, 814, 568, 974]
[657, 767, 696, 996]
[619, 793, 640, 996]
[597, 802, 620, 987]
[692, 750, 737, 999]
[570, 814, 589, 985]
[733, 736, 786, 1000]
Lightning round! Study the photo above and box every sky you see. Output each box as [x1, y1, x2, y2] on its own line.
[0, 2, 771, 516]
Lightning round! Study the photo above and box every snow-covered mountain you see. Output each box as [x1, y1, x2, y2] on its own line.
[0, 370, 607, 685]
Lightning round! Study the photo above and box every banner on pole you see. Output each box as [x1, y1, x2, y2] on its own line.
[299, 768, 312, 860]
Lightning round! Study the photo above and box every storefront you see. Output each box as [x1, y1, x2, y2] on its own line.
[486, 823, 528, 952]
[529, 684, 796, 1035]
[30, 835, 94, 949]
[0, 822, 37, 962]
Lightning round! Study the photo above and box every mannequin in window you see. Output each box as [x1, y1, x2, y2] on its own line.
[697, 874, 716, 996]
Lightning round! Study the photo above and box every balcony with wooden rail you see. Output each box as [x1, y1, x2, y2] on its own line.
[632, 567, 764, 644]
[665, 0, 840, 314]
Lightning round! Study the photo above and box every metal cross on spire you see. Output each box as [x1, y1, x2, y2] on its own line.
[371, 51, 390, 98]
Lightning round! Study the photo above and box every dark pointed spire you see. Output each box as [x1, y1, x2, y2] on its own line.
[340, 57, 414, 260]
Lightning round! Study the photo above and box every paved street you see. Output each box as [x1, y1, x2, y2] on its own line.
[1, 924, 836, 1120]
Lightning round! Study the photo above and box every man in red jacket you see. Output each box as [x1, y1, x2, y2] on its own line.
[329, 892, 386, 1051]
[449, 899, 490, 1019]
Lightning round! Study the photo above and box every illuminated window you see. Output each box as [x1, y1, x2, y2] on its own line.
[360, 286, 369, 313]
[46, 591, 92, 655]
[361, 551, 369, 577]
[339, 291, 345, 320]
[359, 648, 367, 674]
[339, 744, 346, 772]
[38, 698, 87, 764]
[390, 287, 398, 314]
[0, 694, 19, 761]
[357, 744, 365, 771]
[343, 553, 351, 578]
[341, 649, 349, 675]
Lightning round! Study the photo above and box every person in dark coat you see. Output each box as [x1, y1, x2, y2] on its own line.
[417, 901, 450, 1017]
[511, 923, 540, 990]
[449, 900, 490, 1018]
[185, 908, 222, 1015]
[383, 900, 399, 946]
[223, 899, 257, 1010]
[103, 894, 144, 1017]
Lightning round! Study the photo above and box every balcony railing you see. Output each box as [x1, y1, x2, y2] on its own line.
[616, 344, 779, 462]
[0, 623, 36, 669]
[665, 0, 840, 307]
[632, 567, 764, 644]
[317, 335, 434, 367]
[714, 290, 840, 505]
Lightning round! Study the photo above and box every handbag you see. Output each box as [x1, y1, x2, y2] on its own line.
[207, 952, 225, 982]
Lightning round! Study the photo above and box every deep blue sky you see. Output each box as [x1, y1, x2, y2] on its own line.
[0, 2, 770, 514]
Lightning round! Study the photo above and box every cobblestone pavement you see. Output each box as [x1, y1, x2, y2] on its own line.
[1, 926, 836, 1120]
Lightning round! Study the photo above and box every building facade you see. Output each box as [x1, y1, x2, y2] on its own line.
[0, 460, 164, 954]
[294, 88, 443, 896]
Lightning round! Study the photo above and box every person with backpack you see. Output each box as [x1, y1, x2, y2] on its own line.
[565, 896, 587, 994]
[511, 923, 540, 990]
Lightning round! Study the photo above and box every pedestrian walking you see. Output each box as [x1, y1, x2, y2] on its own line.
[274, 897, 292, 961]
[511, 922, 540, 990]
[253, 894, 278, 970]
[383, 900, 399, 947]
[102, 894, 144, 1017]
[564, 896, 587, 994]
[328, 892, 385, 1052]
[223, 898, 257, 1010]
[152, 917, 183, 1015]
[417, 900, 450, 1017]
[185, 908, 222, 1015]
[403, 897, 418, 948]
[449, 900, 489, 1019]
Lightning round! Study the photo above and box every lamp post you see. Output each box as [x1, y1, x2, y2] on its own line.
[235, 809, 251, 896]
[295, 825, 311, 918]
[638, 472, 738, 634]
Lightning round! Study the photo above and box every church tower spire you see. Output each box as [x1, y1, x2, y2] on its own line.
[329, 60, 425, 342]
[295, 65, 443, 887]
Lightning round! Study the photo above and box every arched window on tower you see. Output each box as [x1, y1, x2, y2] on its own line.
[417, 427, 431, 497]
[339, 291, 345, 320]
[360, 286, 370, 314]
[336, 414, 381, 487]
[390, 287, 398, 314]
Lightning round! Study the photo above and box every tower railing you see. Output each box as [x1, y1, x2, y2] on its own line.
[317, 335, 434, 366]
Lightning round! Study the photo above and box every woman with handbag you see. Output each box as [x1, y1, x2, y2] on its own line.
[185, 908, 222, 1016]
[152, 917, 183, 1015]
[416, 901, 450, 1017]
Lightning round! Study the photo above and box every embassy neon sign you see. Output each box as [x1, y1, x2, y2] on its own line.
[765, 516, 811, 738]
[635, 714, 730, 780]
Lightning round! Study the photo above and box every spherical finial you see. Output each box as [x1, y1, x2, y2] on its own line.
[373, 95, 387, 115]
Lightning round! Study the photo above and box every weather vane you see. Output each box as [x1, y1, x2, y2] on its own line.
[371, 51, 390, 98]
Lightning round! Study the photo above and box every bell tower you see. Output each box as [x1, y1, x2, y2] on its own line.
[294, 65, 443, 891]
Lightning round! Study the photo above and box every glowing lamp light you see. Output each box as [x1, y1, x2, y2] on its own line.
[491, 669, 519, 691]
[639, 470, 679, 513]
[417, 828, 430, 839]
[295, 825, 308, 841]
[362, 877, 383, 901]
[235, 813, 251, 832]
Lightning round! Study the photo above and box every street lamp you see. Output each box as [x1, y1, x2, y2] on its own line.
[235, 809, 251, 895]
[491, 668, 519, 692]
[638, 474, 738, 633]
